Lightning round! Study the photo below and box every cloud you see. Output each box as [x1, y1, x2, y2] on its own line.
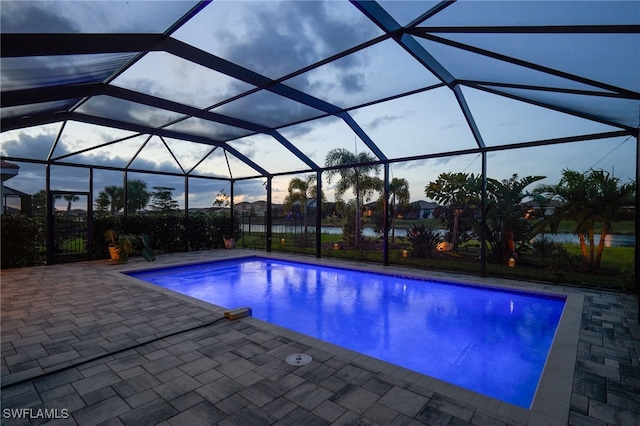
[438, 123, 461, 131]
[234, 179, 269, 202]
[211, 1, 377, 79]
[393, 158, 433, 171]
[367, 114, 403, 130]
[340, 72, 366, 94]
[1, 131, 56, 160]
[0, 1, 78, 33]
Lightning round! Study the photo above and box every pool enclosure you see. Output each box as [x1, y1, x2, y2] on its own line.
[1, 1, 638, 296]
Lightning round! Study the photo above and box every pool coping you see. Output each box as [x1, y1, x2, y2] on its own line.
[117, 251, 584, 425]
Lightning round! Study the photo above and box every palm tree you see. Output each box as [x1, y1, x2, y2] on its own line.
[425, 172, 480, 253]
[62, 194, 79, 215]
[535, 169, 635, 269]
[325, 148, 382, 248]
[97, 185, 123, 214]
[283, 175, 322, 232]
[126, 179, 150, 213]
[388, 177, 410, 242]
[536, 169, 595, 264]
[31, 190, 61, 216]
[484, 174, 546, 263]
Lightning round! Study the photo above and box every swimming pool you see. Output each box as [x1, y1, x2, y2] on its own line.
[127, 256, 566, 408]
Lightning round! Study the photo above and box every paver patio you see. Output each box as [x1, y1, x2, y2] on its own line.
[1, 250, 639, 425]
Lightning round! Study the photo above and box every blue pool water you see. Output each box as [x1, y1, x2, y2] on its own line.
[128, 257, 566, 408]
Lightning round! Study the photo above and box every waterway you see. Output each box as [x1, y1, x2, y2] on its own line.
[243, 224, 635, 248]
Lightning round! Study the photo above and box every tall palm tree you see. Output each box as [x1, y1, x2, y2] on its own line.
[283, 176, 316, 216]
[325, 148, 382, 248]
[388, 177, 410, 242]
[97, 185, 124, 214]
[126, 179, 150, 213]
[63, 194, 79, 215]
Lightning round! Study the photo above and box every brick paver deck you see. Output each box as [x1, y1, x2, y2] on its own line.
[1, 250, 639, 425]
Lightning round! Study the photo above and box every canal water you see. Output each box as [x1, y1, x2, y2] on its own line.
[245, 224, 635, 248]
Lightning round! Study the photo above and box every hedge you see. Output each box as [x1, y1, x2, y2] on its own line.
[1, 213, 241, 268]
[1, 215, 42, 268]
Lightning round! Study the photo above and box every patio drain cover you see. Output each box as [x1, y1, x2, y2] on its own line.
[285, 353, 312, 366]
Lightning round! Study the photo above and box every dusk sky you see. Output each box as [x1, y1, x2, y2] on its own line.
[1, 0, 638, 211]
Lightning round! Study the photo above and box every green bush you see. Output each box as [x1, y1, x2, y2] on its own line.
[402, 223, 441, 258]
[1, 215, 42, 268]
[531, 235, 556, 259]
[93, 214, 241, 259]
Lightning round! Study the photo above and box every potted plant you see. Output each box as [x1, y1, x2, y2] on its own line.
[104, 229, 120, 263]
[115, 233, 136, 263]
[222, 217, 241, 249]
[104, 229, 155, 264]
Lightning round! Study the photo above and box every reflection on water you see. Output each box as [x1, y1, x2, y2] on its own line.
[129, 259, 566, 408]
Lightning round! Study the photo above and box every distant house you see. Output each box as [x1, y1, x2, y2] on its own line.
[1, 185, 32, 216]
[406, 201, 440, 219]
[1, 160, 28, 215]
[234, 201, 268, 216]
[361, 200, 440, 219]
[521, 198, 562, 219]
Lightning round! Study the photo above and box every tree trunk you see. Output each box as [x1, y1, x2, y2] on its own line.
[594, 223, 608, 268]
[588, 227, 595, 267]
[502, 226, 515, 263]
[579, 233, 588, 261]
[452, 209, 459, 253]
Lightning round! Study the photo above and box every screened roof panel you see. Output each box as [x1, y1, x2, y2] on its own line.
[111, 52, 255, 109]
[422, 1, 640, 26]
[413, 36, 618, 94]
[0, 100, 79, 120]
[0, 124, 61, 160]
[350, 87, 478, 158]
[226, 134, 310, 175]
[211, 90, 326, 128]
[283, 39, 441, 109]
[75, 96, 186, 128]
[129, 136, 184, 174]
[378, 1, 441, 26]
[484, 86, 640, 130]
[190, 147, 232, 179]
[172, 0, 384, 80]
[56, 134, 149, 169]
[279, 115, 376, 167]
[164, 118, 254, 142]
[440, 33, 640, 93]
[51, 121, 138, 160]
[162, 138, 217, 173]
[461, 87, 620, 147]
[0, 1, 199, 33]
[1, 53, 138, 91]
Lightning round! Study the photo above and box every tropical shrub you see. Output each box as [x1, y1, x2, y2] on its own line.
[402, 223, 441, 258]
